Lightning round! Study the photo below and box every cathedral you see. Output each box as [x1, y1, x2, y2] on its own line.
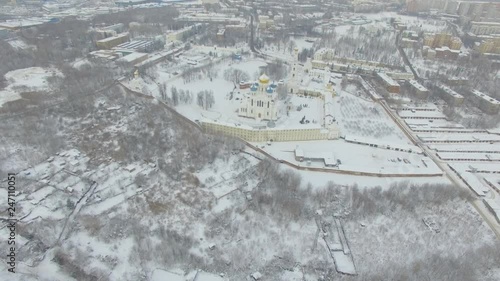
[238, 74, 278, 121]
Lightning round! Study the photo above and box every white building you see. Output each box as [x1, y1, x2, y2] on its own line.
[470, 21, 500, 36]
[239, 74, 279, 121]
[288, 48, 305, 94]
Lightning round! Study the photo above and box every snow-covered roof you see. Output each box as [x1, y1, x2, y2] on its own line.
[97, 32, 129, 43]
[408, 80, 428, 92]
[376, 72, 399, 87]
[295, 147, 304, 158]
[455, 170, 489, 197]
[435, 46, 460, 53]
[398, 110, 446, 119]
[418, 133, 500, 142]
[437, 84, 463, 99]
[344, 135, 422, 153]
[119, 52, 148, 63]
[251, 272, 262, 280]
[471, 90, 500, 105]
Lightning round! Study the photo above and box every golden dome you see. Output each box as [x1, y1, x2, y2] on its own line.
[259, 74, 270, 84]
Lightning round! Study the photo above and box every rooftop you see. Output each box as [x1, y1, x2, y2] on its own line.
[437, 84, 463, 98]
[377, 72, 399, 87]
[471, 90, 500, 105]
[408, 80, 428, 92]
[97, 32, 129, 43]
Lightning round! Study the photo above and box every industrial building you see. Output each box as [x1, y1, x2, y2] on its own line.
[115, 40, 155, 53]
[294, 146, 337, 167]
[96, 33, 129, 49]
[118, 52, 149, 66]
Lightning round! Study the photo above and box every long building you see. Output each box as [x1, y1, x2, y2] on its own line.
[423, 33, 462, 50]
[96, 33, 129, 49]
[408, 80, 429, 99]
[376, 72, 400, 94]
[470, 21, 500, 36]
[435, 83, 466, 106]
[477, 37, 500, 54]
[470, 90, 500, 114]
[202, 120, 340, 142]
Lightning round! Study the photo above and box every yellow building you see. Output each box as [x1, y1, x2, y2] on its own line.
[478, 38, 500, 54]
[202, 121, 339, 142]
[423, 33, 462, 50]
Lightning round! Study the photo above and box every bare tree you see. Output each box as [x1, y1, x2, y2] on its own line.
[223, 68, 249, 86]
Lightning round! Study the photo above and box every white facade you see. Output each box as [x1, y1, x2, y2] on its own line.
[239, 74, 278, 121]
[288, 48, 305, 94]
[470, 21, 500, 35]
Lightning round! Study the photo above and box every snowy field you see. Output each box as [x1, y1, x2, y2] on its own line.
[151, 56, 332, 130]
[1, 76, 499, 281]
[166, 58, 271, 124]
[332, 91, 410, 144]
[0, 67, 62, 107]
[255, 140, 442, 176]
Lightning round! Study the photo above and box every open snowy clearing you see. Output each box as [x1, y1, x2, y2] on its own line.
[333, 91, 410, 144]
[0, 67, 62, 107]
[256, 139, 441, 175]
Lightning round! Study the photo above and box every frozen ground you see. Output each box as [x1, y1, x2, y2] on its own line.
[0, 67, 62, 107]
[155, 57, 332, 131]
[255, 140, 441, 176]
[1, 79, 498, 281]
[333, 90, 410, 144]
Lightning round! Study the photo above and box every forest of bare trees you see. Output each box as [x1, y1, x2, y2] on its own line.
[317, 26, 403, 67]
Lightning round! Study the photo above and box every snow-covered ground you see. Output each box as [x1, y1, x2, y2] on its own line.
[334, 90, 410, 143]
[152, 56, 330, 130]
[255, 139, 442, 176]
[0, 67, 62, 107]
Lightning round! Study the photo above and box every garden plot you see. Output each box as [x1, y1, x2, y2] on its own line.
[333, 93, 409, 143]
[196, 155, 259, 198]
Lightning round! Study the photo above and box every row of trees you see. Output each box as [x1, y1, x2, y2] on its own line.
[252, 158, 472, 222]
[223, 67, 250, 85]
[317, 26, 403, 67]
[196, 90, 215, 110]
[170, 86, 193, 106]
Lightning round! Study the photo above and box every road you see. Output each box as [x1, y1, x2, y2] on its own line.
[379, 100, 500, 239]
